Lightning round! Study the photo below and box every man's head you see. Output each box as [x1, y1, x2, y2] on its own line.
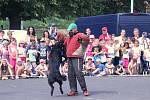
[67, 23, 78, 37]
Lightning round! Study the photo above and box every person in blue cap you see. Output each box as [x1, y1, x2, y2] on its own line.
[64, 23, 90, 96]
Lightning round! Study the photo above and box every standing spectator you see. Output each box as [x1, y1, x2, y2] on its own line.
[18, 40, 26, 62]
[64, 23, 89, 96]
[26, 26, 37, 44]
[8, 38, 17, 75]
[27, 43, 38, 75]
[1, 43, 9, 62]
[116, 29, 127, 46]
[92, 45, 102, 64]
[85, 28, 92, 35]
[99, 40, 108, 64]
[131, 40, 141, 74]
[49, 23, 57, 39]
[138, 32, 149, 51]
[133, 28, 140, 40]
[42, 31, 50, 41]
[84, 35, 95, 59]
[121, 42, 131, 73]
[7, 31, 16, 43]
[39, 39, 50, 63]
[99, 27, 111, 42]
[0, 30, 5, 48]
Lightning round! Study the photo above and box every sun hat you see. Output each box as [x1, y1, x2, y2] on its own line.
[67, 23, 77, 31]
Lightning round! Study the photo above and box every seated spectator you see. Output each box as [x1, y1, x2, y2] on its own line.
[24, 58, 32, 76]
[105, 58, 115, 75]
[92, 58, 105, 76]
[114, 65, 125, 75]
[60, 61, 68, 77]
[128, 58, 138, 75]
[35, 59, 48, 77]
[0, 59, 14, 80]
[84, 57, 96, 76]
[15, 58, 25, 79]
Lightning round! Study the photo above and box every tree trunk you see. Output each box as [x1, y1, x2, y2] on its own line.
[9, 16, 21, 30]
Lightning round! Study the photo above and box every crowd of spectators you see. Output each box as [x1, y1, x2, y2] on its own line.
[83, 27, 150, 76]
[0, 24, 150, 80]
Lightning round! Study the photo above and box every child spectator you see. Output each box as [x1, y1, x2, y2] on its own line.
[128, 58, 138, 75]
[60, 61, 69, 77]
[27, 43, 38, 75]
[122, 42, 131, 73]
[105, 58, 115, 75]
[18, 40, 26, 62]
[15, 58, 25, 79]
[131, 40, 141, 74]
[8, 38, 17, 75]
[84, 35, 95, 58]
[84, 57, 96, 76]
[39, 38, 50, 63]
[92, 58, 105, 76]
[114, 65, 125, 75]
[1, 43, 9, 61]
[23, 58, 32, 76]
[106, 40, 115, 59]
[92, 45, 102, 64]
[0, 59, 14, 80]
[35, 59, 48, 77]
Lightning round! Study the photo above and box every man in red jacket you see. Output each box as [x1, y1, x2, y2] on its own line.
[64, 23, 89, 96]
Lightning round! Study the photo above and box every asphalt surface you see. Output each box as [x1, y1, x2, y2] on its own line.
[0, 76, 150, 100]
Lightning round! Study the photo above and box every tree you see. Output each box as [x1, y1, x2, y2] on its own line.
[0, 0, 53, 30]
[0, 0, 149, 30]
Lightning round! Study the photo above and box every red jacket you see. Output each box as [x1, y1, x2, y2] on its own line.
[64, 33, 89, 58]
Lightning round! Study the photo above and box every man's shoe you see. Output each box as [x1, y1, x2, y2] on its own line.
[67, 91, 77, 96]
[83, 90, 89, 96]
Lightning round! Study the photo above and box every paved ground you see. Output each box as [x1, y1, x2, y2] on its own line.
[0, 76, 150, 100]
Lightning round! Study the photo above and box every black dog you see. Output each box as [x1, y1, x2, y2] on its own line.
[48, 63, 66, 96]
